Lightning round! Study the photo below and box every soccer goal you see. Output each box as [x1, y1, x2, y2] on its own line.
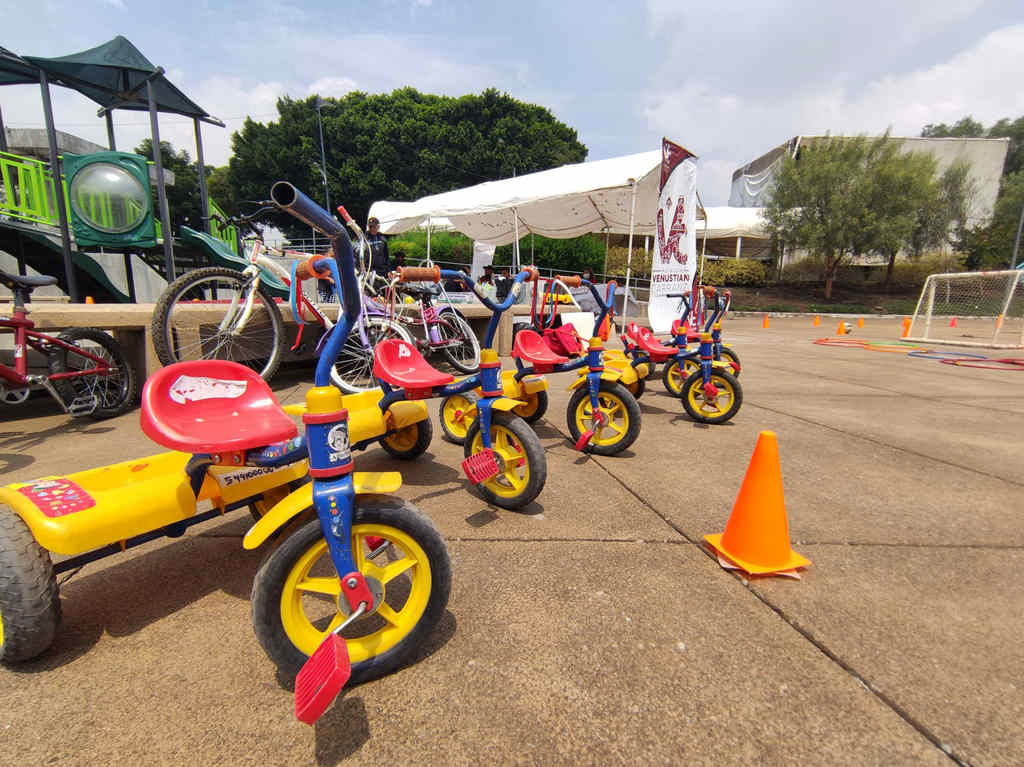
[906, 270, 1024, 349]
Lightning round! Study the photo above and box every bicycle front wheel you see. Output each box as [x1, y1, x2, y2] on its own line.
[152, 267, 286, 381]
[331, 316, 413, 393]
[438, 311, 481, 374]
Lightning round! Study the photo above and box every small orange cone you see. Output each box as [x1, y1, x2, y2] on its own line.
[762, 314, 770, 329]
[705, 431, 810, 576]
[996, 314, 1004, 329]
[901, 317, 911, 338]
[857, 317, 864, 328]
[812, 315, 820, 327]
[835, 321, 848, 335]
[85, 296, 94, 304]
[949, 316, 958, 328]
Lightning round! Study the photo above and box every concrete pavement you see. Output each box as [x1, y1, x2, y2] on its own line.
[0, 316, 1020, 765]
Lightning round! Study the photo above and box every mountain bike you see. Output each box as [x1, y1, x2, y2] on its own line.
[0, 269, 136, 418]
[151, 207, 411, 389]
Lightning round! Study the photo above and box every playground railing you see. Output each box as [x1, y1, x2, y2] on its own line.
[0, 150, 57, 226]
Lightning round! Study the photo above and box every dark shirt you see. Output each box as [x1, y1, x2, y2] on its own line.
[366, 232, 390, 275]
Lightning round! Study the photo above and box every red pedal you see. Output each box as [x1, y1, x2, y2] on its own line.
[702, 381, 719, 402]
[364, 536, 386, 552]
[294, 633, 351, 725]
[575, 429, 595, 451]
[462, 448, 500, 484]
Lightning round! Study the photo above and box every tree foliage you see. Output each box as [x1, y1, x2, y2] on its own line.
[763, 134, 964, 299]
[134, 138, 206, 232]
[225, 87, 587, 237]
[920, 114, 1024, 176]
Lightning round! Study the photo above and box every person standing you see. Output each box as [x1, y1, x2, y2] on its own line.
[366, 216, 391, 276]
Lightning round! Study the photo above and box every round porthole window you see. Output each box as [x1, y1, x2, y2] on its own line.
[69, 162, 148, 234]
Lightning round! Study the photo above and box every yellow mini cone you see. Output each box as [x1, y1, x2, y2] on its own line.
[705, 431, 810, 575]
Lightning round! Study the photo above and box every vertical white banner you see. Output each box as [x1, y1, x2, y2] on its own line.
[648, 139, 698, 333]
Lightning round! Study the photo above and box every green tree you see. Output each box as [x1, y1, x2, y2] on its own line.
[920, 117, 985, 138]
[962, 171, 1024, 269]
[987, 117, 1024, 176]
[206, 166, 237, 213]
[226, 87, 587, 238]
[764, 135, 884, 299]
[134, 139, 207, 232]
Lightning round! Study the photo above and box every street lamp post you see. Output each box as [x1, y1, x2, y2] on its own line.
[315, 97, 330, 214]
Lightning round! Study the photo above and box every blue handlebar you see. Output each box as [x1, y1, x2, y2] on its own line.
[437, 268, 534, 347]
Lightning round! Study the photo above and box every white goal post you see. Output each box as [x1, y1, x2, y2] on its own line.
[906, 270, 1024, 349]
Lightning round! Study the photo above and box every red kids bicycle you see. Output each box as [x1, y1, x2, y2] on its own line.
[1, 270, 137, 418]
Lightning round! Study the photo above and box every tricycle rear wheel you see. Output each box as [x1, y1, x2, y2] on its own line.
[0, 508, 61, 665]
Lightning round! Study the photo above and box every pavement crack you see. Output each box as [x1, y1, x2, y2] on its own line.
[443, 536, 690, 544]
[796, 540, 1024, 550]
[746, 401, 1023, 488]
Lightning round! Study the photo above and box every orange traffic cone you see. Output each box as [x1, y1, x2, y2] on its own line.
[996, 314, 1004, 329]
[901, 317, 911, 338]
[705, 431, 810, 576]
[85, 296, 94, 304]
[812, 315, 821, 327]
[762, 314, 770, 329]
[835, 321, 848, 335]
[949, 316, 958, 328]
[857, 317, 864, 328]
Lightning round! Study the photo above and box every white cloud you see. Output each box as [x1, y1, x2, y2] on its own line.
[306, 77, 359, 98]
[643, 24, 1024, 204]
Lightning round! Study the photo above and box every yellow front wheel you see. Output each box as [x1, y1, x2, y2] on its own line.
[681, 369, 743, 424]
[464, 412, 546, 509]
[251, 498, 451, 683]
[567, 380, 642, 456]
[439, 392, 478, 445]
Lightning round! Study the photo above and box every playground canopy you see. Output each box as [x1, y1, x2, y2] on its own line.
[0, 37, 220, 123]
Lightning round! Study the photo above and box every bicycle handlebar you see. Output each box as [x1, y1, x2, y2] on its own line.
[397, 266, 442, 283]
[555, 274, 581, 287]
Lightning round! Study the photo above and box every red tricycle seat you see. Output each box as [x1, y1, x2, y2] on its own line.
[626, 325, 676, 361]
[141, 360, 298, 454]
[373, 339, 454, 390]
[671, 319, 700, 343]
[513, 329, 569, 367]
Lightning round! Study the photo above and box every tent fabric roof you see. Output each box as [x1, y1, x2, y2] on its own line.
[697, 206, 768, 239]
[370, 151, 663, 246]
[0, 37, 218, 122]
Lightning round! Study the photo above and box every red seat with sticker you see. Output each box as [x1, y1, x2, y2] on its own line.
[141, 360, 297, 454]
[373, 339, 454, 390]
[513, 329, 569, 368]
[626, 325, 675, 361]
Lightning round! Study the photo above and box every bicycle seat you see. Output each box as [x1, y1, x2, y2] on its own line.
[513, 329, 569, 368]
[141, 360, 297, 454]
[399, 282, 442, 299]
[373, 339, 453, 394]
[0, 269, 58, 290]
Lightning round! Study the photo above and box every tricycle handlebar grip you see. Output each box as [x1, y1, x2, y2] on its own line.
[398, 265, 441, 283]
[522, 266, 539, 281]
[556, 274, 581, 287]
[336, 205, 354, 223]
[296, 255, 331, 281]
[701, 284, 717, 296]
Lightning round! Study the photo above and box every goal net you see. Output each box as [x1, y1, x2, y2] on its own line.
[906, 270, 1024, 349]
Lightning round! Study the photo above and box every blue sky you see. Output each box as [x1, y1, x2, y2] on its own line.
[3, 0, 1023, 204]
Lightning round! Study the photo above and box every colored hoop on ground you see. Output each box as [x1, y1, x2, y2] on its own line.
[940, 358, 1024, 370]
[813, 338, 868, 348]
[908, 350, 988, 360]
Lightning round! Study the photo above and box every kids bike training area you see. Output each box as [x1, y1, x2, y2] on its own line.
[1, 309, 1020, 765]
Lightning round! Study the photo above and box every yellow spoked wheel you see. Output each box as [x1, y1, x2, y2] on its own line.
[464, 412, 546, 509]
[512, 390, 548, 423]
[567, 380, 642, 456]
[439, 392, 479, 444]
[662, 358, 699, 396]
[680, 368, 743, 424]
[380, 418, 433, 459]
[252, 499, 450, 684]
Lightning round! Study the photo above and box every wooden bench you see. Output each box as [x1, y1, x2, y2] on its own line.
[19, 301, 554, 382]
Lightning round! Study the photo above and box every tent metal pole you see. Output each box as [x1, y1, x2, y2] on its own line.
[512, 208, 520, 271]
[194, 117, 210, 234]
[147, 79, 175, 282]
[105, 112, 116, 150]
[735, 235, 742, 259]
[621, 179, 637, 333]
[426, 219, 432, 265]
[39, 71, 79, 302]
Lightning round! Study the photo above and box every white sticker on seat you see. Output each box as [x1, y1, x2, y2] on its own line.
[170, 375, 248, 404]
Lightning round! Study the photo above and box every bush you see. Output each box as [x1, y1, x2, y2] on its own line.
[388, 230, 475, 266]
[493, 234, 605, 274]
[700, 259, 769, 287]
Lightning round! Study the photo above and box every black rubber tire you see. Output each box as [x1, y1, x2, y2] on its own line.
[566, 379, 642, 456]
[513, 389, 548, 424]
[380, 418, 433, 460]
[48, 327, 138, 418]
[464, 411, 546, 509]
[251, 497, 450, 682]
[720, 347, 741, 377]
[625, 375, 646, 399]
[438, 391, 479, 445]
[438, 311, 481, 374]
[152, 266, 286, 382]
[0, 508, 61, 665]
[680, 368, 743, 424]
